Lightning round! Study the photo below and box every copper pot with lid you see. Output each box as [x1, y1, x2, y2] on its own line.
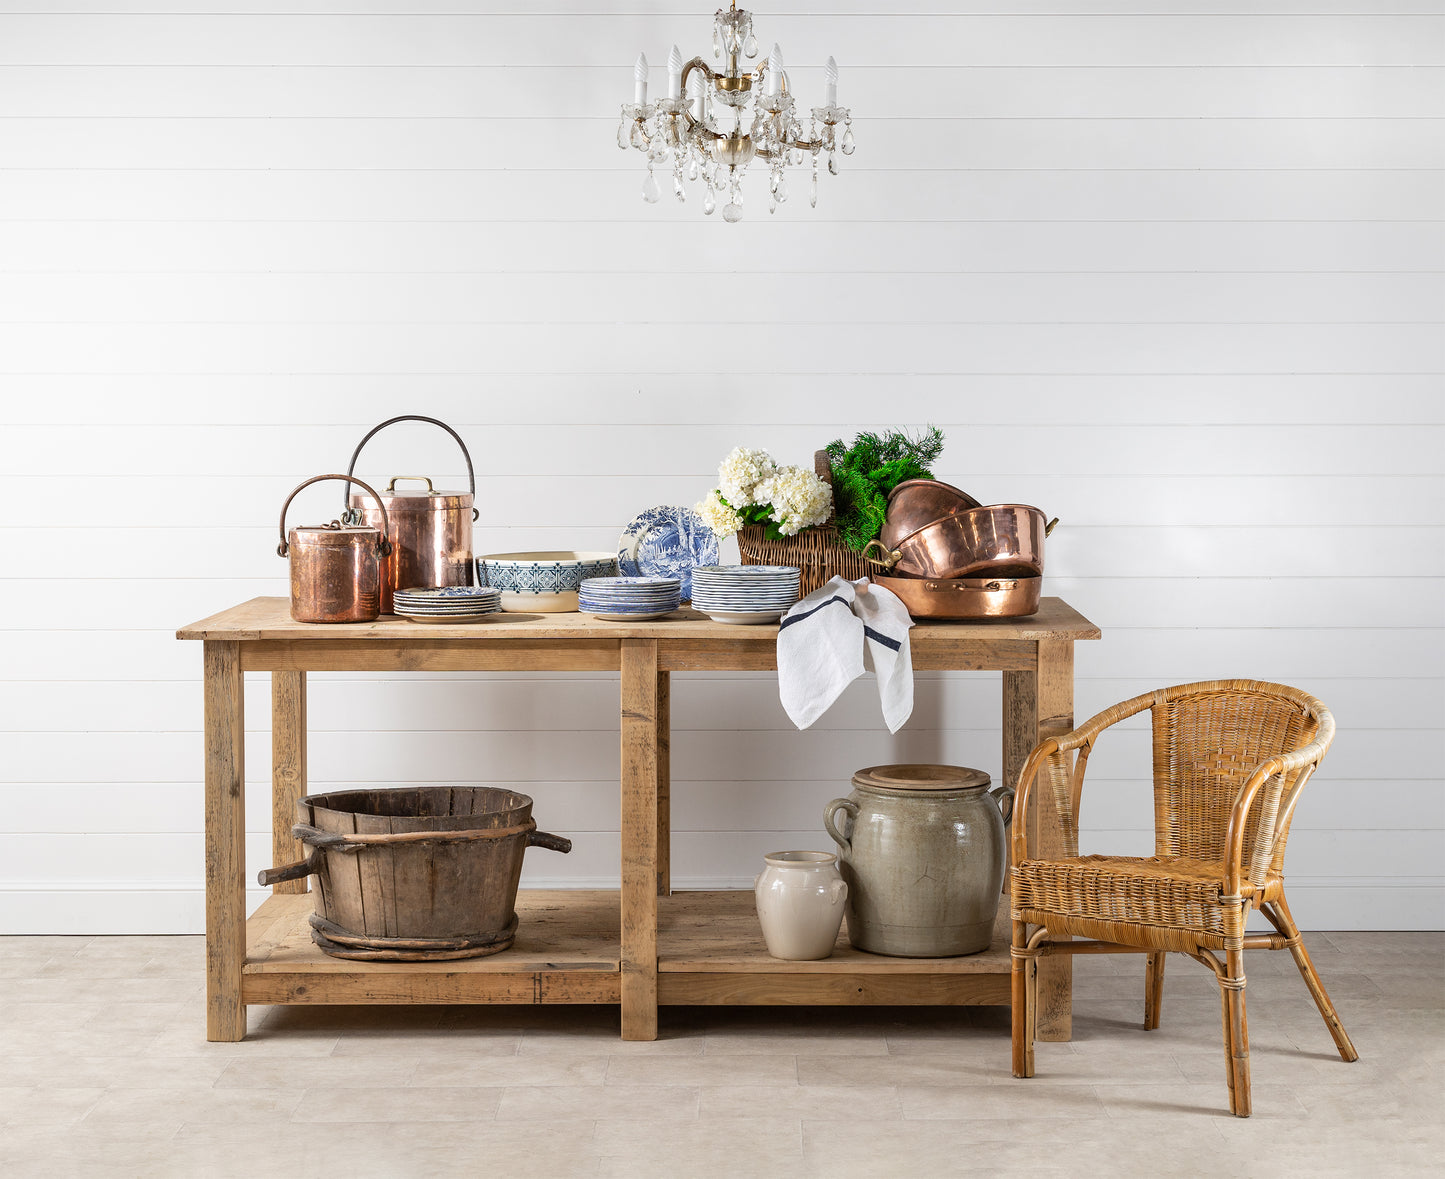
[344, 415, 477, 614]
[278, 474, 393, 623]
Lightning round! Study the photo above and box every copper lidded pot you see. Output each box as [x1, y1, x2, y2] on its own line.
[278, 474, 393, 624]
[345, 415, 478, 614]
[864, 504, 1058, 581]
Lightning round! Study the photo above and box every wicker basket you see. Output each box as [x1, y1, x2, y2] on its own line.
[736, 450, 870, 597]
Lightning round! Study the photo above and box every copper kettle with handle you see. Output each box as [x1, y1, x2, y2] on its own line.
[278, 474, 393, 623]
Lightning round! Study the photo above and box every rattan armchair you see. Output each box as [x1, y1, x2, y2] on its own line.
[1009, 679, 1358, 1117]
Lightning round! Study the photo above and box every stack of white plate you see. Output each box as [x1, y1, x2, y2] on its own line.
[690, 565, 802, 624]
[393, 585, 502, 624]
[577, 576, 682, 621]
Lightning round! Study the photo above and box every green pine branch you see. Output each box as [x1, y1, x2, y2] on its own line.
[824, 426, 946, 551]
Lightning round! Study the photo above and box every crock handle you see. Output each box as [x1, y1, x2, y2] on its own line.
[990, 784, 1016, 827]
[277, 474, 392, 559]
[345, 415, 479, 522]
[823, 798, 859, 851]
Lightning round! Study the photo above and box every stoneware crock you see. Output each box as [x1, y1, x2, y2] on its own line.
[825, 764, 1013, 957]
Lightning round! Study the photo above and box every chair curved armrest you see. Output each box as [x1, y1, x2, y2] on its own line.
[1011, 689, 1161, 863]
[1223, 725, 1334, 895]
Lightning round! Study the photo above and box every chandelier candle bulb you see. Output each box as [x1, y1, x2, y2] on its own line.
[766, 44, 784, 96]
[633, 53, 648, 105]
[688, 70, 706, 121]
[668, 44, 684, 99]
[825, 56, 838, 106]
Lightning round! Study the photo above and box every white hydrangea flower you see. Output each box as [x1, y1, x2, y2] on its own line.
[756, 465, 833, 537]
[695, 488, 745, 539]
[716, 446, 777, 508]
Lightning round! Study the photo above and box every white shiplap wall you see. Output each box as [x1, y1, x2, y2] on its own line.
[0, 1, 1441, 933]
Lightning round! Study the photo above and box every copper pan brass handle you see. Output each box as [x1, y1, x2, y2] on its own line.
[277, 474, 393, 560]
[861, 539, 901, 570]
[346, 414, 480, 523]
[1045, 517, 1059, 537]
[386, 475, 435, 494]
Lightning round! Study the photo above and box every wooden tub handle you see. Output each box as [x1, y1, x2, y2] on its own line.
[527, 830, 573, 854]
[257, 850, 324, 887]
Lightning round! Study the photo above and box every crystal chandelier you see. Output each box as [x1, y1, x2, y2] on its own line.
[617, 2, 854, 221]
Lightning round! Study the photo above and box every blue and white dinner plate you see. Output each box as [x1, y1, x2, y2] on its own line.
[618, 507, 719, 600]
[396, 585, 501, 601]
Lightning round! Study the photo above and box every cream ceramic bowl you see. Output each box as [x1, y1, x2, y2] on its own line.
[476, 551, 619, 612]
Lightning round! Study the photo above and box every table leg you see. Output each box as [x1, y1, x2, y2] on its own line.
[656, 669, 671, 898]
[620, 639, 660, 1040]
[1004, 638, 1076, 1041]
[270, 671, 308, 894]
[204, 640, 247, 1042]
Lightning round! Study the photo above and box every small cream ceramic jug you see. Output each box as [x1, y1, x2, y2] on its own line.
[753, 851, 848, 961]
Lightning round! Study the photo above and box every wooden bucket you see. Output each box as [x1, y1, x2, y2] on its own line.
[258, 787, 572, 961]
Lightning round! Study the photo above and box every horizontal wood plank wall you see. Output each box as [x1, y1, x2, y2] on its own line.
[0, 2, 1440, 931]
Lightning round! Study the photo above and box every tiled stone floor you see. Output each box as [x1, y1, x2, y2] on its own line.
[0, 930, 1440, 1177]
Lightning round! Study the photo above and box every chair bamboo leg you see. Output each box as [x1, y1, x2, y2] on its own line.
[1267, 896, 1359, 1063]
[1221, 946, 1251, 1118]
[1011, 919, 1035, 1078]
[1144, 951, 1166, 1030]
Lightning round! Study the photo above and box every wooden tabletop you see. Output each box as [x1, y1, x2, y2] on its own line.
[177, 596, 1101, 644]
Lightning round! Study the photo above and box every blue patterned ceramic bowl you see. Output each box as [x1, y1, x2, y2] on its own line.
[477, 551, 620, 612]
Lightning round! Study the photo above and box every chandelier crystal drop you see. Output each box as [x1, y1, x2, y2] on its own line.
[617, 2, 853, 221]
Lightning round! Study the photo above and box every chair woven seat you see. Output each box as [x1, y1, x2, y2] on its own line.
[1012, 855, 1249, 950]
[1008, 679, 1357, 1117]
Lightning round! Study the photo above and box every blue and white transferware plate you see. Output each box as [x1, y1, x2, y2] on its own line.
[396, 585, 501, 601]
[618, 507, 719, 600]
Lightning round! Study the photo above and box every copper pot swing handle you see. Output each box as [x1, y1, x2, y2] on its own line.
[345, 414, 479, 523]
[861, 540, 902, 570]
[277, 474, 393, 560]
[1045, 517, 1059, 537]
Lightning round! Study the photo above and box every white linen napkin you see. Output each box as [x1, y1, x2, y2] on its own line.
[778, 576, 915, 733]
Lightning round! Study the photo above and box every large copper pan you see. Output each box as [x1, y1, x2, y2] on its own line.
[880, 479, 981, 551]
[872, 574, 1041, 620]
[864, 504, 1058, 580]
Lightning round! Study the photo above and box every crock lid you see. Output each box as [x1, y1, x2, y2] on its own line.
[851, 764, 990, 793]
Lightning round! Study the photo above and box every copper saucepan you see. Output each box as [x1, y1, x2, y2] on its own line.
[880, 479, 982, 551]
[864, 504, 1059, 580]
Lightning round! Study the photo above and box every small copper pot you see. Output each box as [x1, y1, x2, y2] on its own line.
[864, 504, 1058, 580]
[880, 479, 981, 551]
[278, 475, 393, 624]
[345, 415, 477, 614]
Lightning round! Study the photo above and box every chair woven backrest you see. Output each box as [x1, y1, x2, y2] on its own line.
[1151, 682, 1322, 883]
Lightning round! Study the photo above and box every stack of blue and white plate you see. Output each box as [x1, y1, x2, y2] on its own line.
[577, 576, 682, 621]
[393, 585, 502, 624]
[690, 565, 802, 625]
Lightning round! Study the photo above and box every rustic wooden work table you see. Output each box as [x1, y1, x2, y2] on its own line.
[178, 596, 1100, 1043]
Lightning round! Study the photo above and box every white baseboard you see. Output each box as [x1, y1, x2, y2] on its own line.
[1, 878, 1441, 935]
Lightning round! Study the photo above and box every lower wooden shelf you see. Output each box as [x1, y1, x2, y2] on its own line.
[242, 890, 622, 1005]
[242, 888, 1013, 1009]
[658, 890, 1013, 1007]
